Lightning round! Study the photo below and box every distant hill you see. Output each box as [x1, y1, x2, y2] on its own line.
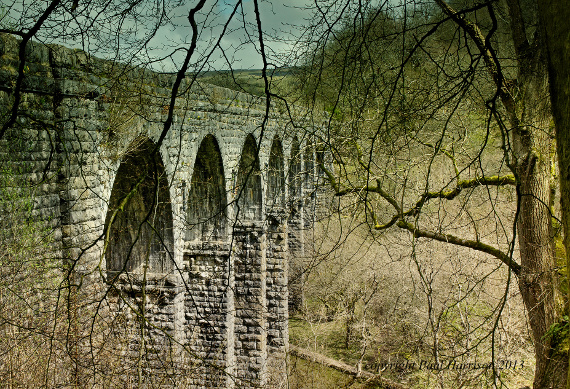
[196, 68, 298, 97]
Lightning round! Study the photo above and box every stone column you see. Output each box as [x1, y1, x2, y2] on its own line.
[232, 222, 267, 388]
[266, 211, 288, 387]
[183, 242, 232, 389]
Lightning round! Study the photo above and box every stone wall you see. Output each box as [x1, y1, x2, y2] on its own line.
[0, 32, 324, 388]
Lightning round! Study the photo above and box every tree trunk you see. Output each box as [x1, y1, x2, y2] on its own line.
[537, 2, 570, 388]
[515, 108, 566, 388]
[512, 21, 568, 388]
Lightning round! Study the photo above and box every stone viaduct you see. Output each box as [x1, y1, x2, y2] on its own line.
[0, 33, 326, 388]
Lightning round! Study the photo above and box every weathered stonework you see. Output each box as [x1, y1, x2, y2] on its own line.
[0, 33, 324, 388]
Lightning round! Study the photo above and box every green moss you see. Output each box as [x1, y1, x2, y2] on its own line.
[544, 316, 570, 354]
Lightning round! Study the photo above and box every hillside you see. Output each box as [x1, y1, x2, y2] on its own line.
[196, 68, 298, 97]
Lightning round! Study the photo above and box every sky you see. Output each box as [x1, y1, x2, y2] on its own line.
[2, 0, 397, 71]
[158, 0, 394, 71]
[204, 0, 309, 69]
[148, 0, 316, 71]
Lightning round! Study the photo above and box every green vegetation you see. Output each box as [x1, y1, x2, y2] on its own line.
[288, 220, 535, 388]
[196, 68, 298, 97]
[288, 356, 376, 389]
[285, 1, 561, 387]
[0, 164, 60, 387]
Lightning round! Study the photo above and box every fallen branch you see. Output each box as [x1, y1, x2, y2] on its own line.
[289, 344, 409, 389]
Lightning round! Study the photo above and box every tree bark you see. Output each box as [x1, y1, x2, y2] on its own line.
[514, 68, 566, 389]
[510, 3, 568, 387]
[437, 1, 566, 385]
[537, 1, 570, 388]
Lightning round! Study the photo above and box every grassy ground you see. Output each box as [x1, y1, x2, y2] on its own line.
[289, 317, 410, 388]
[289, 317, 364, 368]
[288, 316, 534, 389]
[287, 356, 371, 389]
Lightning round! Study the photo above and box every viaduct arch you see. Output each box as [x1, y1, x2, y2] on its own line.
[0, 33, 327, 388]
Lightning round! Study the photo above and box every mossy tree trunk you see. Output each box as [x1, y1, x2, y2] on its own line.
[513, 58, 566, 389]
[506, 2, 568, 386]
[537, 1, 570, 388]
[428, 1, 568, 386]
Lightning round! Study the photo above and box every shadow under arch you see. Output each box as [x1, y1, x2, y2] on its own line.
[304, 136, 315, 196]
[288, 136, 302, 206]
[187, 134, 228, 241]
[236, 134, 262, 222]
[267, 135, 285, 210]
[104, 137, 174, 274]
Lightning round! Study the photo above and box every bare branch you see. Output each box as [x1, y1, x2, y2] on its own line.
[396, 219, 520, 275]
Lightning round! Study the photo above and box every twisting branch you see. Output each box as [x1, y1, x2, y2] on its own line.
[335, 181, 402, 215]
[252, 0, 270, 147]
[322, 152, 518, 272]
[154, 0, 207, 153]
[333, 174, 515, 214]
[434, 0, 500, 87]
[411, 174, 516, 212]
[396, 220, 520, 275]
[433, 0, 519, 128]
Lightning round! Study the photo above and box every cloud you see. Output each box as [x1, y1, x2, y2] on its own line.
[168, 0, 314, 70]
[138, 0, 315, 71]
[5, 0, 313, 71]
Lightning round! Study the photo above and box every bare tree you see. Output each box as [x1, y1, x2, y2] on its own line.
[294, 0, 567, 387]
